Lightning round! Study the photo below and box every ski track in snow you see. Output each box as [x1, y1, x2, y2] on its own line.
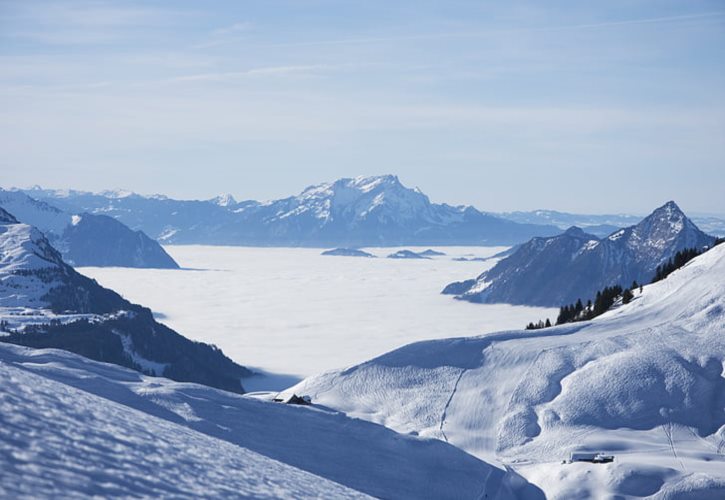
[440, 367, 467, 442]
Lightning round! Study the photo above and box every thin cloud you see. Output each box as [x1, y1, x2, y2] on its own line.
[212, 22, 253, 37]
[165, 64, 342, 84]
[256, 11, 725, 49]
[193, 21, 254, 49]
[2, 1, 195, 45]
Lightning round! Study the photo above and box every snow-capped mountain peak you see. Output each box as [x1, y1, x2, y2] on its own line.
[624, 200, 705, 257]
[210, 193, 237, 207]
[636, 200, 687, 232]
[348, 174, 402, 193]
[275, 175, 434, 224]
[98, 188, 136, 199]
[0, 222, 66, 274]
[0, 216, 77, 308]
[445, 201, 714, 307]
[17, 176, 562, 246]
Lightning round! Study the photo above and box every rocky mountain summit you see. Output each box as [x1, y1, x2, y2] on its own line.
[445, 201, 715, 306]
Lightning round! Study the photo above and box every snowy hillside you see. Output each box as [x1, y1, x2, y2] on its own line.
[293, 242, 725, 498]
[0, 213, 250, 392]
[0, 352, 364, 499]
[0, 341, 538, 499]
[446, 201, 715, 306]
[21, 177, 560, 246]
[0, 189, 178, 268]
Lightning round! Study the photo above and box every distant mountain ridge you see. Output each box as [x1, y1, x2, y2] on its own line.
[445, 201, 716, 307]
[0, 188, 178, 269]
[0, 211, 250, 392]
[20, 176, 561, 246]
[497, 208, 725, 237]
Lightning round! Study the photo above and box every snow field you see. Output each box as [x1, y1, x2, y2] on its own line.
[0, 358, 365, 499]
[0, 341, 527, 499]
[293, 244, 725, 498]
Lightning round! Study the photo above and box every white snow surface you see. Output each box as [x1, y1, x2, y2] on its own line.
[78, 245, 556, 386]
[0, 341, 524, 499]
[0, 222, 67, 308]
[210, 193, 237, 206]
[293, 244, 725, 499]
[271, 174, 455, 225]
[0, 223, 62, 272]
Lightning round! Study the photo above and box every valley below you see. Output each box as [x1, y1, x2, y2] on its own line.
[79, 245, 557, 389]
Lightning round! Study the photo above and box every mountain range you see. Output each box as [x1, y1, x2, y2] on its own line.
[4, 180, 724, 498]
[0, 188, 178, 268]
[0, 207, 249, 392]
[444, 201, 716, 307]
[19, 176, 561, 246]
[497, 208, 725, 237]
[0, 203, 539, 498]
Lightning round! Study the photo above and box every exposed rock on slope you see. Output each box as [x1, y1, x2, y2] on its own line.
[445, 201, 714, 306]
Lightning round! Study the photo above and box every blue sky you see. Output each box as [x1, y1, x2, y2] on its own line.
[1, 1, 724, 214]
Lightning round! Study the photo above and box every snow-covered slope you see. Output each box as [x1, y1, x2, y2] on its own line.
[446, 201, 715, 306]
[0, 213, 250, 392]
[0, 189, 178, 268]
[294, 242, 725, 498]
[22, 177, 560, 246]
[0, 352, 364, 499]
[0, 341, 538, 499]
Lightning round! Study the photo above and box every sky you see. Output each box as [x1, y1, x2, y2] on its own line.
[1, 0, 724, 214]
